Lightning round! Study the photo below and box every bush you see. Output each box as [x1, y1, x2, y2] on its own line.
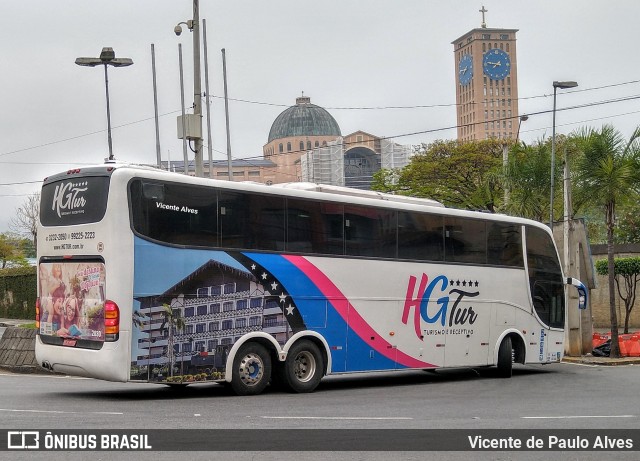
[0, 266, 37, 320]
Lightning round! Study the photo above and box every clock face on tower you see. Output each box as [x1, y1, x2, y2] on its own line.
[458, 54, 473, 86]
[483, 49, 511, 80]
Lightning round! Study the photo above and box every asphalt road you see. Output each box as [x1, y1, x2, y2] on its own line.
[1, 362, 639, 460]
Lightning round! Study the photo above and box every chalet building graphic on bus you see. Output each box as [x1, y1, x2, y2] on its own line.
[132, 258, 290, 382]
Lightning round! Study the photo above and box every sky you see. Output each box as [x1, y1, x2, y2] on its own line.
[2, 0, 640, 233]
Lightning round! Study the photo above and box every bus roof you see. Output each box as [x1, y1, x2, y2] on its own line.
[47, 162, 550, 231]
[269, 182, 445, 208]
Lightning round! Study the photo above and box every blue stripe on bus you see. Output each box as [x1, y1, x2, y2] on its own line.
[244, 252, 402, 372]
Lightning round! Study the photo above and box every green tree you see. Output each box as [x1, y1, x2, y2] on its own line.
[614, 203, 640, 244]
[573, 124, 640, 357]
[371, 168, 402, 194]
[10, 193, 40, 249]
[595, 258, 640, 334]
[393, 139, 505, 211]
[17, 238, 36, 259]
[501, 135, 577, 223]
[503, 140, 551, 221]
[0, 233, 29, 269]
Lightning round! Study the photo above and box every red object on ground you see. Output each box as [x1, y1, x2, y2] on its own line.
[592, 332, 610, 348]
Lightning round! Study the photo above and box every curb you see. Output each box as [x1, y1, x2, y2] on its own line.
[562, 356, 640, 366]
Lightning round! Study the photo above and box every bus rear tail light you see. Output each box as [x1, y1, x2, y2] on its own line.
[104, 300, 120, 341]
[35, 298, 41, 331]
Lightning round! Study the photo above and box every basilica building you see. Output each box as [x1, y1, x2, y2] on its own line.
[166, 95, 412, 190]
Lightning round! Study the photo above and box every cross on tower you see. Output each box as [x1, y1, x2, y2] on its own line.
[479, 5, 488, 28]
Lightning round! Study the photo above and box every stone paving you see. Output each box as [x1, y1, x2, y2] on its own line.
[0, 322, 41, 373]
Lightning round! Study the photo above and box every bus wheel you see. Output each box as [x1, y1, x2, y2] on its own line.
[497, 336, 513, 378]
[231, 342, 272, 396]
[283, 340, 323, 393]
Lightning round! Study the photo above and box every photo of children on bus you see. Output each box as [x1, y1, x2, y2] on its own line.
[39, 262, 105, 340]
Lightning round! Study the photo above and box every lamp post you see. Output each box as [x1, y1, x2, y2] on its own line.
[551, 81, 580, 356]
[75, 47, 133, 161]
[516, 114, 529, 143]
[550, 80, 578, 228]
[503, 114, 528, 205]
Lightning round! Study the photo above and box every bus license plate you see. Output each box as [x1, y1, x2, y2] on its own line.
[63, 339, 77, 347]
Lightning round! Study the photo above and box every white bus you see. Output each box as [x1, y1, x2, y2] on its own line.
[35, 162, 587, 395]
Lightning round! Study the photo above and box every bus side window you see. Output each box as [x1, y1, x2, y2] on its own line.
[343, 206, 397, 258]
[286, 206, 314, 253]
[286, 198, 332, 254]
[250, 194, 285, 251]
[444, 217, 486, 264]
[398, 212, 443, 262]
[322, 204, 344, 255]
[487, 222, 523, 267]
[218, 192, 249, 249]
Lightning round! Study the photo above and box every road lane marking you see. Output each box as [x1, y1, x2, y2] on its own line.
[561, 362, 599, 368]
[522, 415, 636, 419]
[0, 408, 123, 415]
[261, 416, 413, 420]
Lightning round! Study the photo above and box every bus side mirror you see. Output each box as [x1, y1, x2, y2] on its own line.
[566, 277, 588, 310]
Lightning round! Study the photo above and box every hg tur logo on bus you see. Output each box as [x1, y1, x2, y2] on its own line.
[402, 273, 479, 340]
[51, 181, 87, 218]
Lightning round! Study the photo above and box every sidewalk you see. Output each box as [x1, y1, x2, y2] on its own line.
[0, 318, 32, 328]
[563, 355, 640, 366]
[0, 318, 32, 339]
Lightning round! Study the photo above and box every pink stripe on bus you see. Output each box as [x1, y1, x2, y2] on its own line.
[284, 255, 435, 369]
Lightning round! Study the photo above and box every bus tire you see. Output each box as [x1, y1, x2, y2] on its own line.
[230, 342, 271, 396]
[282, 340, 323, 393]
[497, 336, 513, 378]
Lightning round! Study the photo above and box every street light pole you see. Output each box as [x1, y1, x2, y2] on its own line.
[503, 115, 528, 206]
[516, 114, 529, 143]
[75, 47, 133, 161]
[551, 81, 580, 355]
[550, 81, 578, 228]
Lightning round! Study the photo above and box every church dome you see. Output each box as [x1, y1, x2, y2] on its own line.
[268, 96, 341, 143]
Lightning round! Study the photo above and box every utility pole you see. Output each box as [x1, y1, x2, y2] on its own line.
[192, 0, 203, 177]
[175, 0, 204, 177]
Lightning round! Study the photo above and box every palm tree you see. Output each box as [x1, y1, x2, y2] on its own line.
[572, 125, 640, 357]
[160, 297, 186, 377]
[503, 139, 562, 221]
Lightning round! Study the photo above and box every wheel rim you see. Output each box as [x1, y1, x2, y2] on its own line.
[238, 352, 264, 387]
[293, 351, 316, 383]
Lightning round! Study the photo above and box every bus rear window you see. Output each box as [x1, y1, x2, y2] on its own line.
[40, 176, 110, 226]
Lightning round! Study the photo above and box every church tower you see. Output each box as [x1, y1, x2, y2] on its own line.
[452, 6, 520, 142]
